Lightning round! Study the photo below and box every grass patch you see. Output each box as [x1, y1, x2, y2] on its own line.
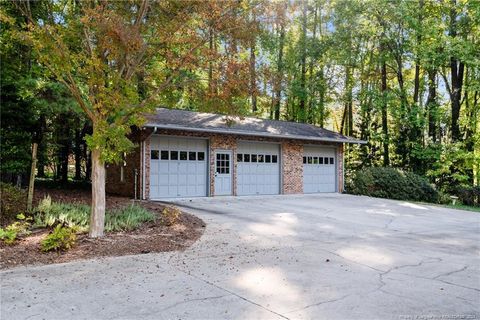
[442, 204, 480, 213]
[105, 205, 156, 232]
[34, 196, 155, 233]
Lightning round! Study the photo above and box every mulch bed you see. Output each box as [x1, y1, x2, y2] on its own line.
[0, 186, 205, 269]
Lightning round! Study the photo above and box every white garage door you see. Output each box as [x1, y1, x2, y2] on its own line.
[303, 146, 337, 193]
[150, 136, 207, 198]
[237, 142, 280, 195]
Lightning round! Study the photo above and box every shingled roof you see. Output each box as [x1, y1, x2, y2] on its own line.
[145, 108, 366, 144]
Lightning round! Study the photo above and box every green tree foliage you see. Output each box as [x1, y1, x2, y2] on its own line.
[7, 0, 255, 236]
[1, 0, 478, 219]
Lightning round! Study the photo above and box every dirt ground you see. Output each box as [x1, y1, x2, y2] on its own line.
[0, 186, 205, 269]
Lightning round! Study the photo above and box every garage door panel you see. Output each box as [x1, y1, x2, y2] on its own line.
[303, 147, 337, 193]
[158, 174, 168, 186]
[150, 136, 207, 198]
[237, 143, 280, 196]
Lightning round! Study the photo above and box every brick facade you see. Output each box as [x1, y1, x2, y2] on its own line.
[281, 141, 304, 194]
[106, 128, 345, 198]
[105, 146, 141, 198]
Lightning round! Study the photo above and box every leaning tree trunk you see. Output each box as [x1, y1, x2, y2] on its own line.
[89, 148, 106, 238]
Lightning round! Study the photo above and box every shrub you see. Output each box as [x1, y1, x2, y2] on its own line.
[0, 214, 32, 245]
[347, 167, 439, 203]
[437, 191, 452, 205]
[41, 225, 77, 252]
[105, 205, 155, 232]
[0, 227, 17, 244]
[35, 197, 155, 233]
[161, 206, 180, 226]
[455, 186, 480, 207]
[35, 196, 90, 232]
[0, 182, 27, 225]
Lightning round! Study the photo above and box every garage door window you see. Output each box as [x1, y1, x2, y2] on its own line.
[303, 156, 335, 165]
[151, 150, 159, 160]
[180, 151, 187, 160]
[161, 150, 169, 160]
[216, 153, 230, 174]
[170, 151, 178, 160]
[238, 153, 278, 164]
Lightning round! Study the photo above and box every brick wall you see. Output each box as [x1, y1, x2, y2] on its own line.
[105, 146, 141, 197]
[337, 144, 344, 192]
[107, 128, 345, 199]
[281, 141, 303, 194]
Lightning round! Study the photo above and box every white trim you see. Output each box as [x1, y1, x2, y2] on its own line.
[213, 149, 234, 196]
[145, 124, 366, 144]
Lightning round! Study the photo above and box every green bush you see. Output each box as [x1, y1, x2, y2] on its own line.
[0, 182, 27, 225]
[0, 214, 32, 245]
[35, 197, 155, 233]
[41, 225, 77, 252]
[347, 167, 439, 203]
[455, 186, 480, 207]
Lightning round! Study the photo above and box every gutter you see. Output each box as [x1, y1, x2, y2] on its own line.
[144, 123, 367, 145]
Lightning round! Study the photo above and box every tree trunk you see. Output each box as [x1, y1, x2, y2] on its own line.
[208, 27, 214, 96]
[346, 66, 353, 137]
[36, 114, 47, 178]
[308, 3, 319, 124]
[299, 0, 308, 121]
[89, 148, 106, 238]
[340, 104, 347, 135]
[274, 3, 286, 121]
[449, 0, 464, 141]
[395, 55, 409, 166]
[381, 58, 390, 166]
[250, 39, 257, 112]
[413, 64, 420, 104]
[426, 69, 437, 142]
[27, 143, 38, 212]
[450, 58, 464, 141]
[58, 116, 70, 183]
[319, 69, 325, 127]
[413, 0, 423, 105]
[74, 125, 82, 180]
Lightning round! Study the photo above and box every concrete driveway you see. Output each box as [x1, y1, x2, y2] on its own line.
[1, 194, 479, 319]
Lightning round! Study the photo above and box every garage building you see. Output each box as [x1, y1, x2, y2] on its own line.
[106, 108, 365, 199]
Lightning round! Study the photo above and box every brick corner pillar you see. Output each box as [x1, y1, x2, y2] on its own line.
[281, 141, 303, 194]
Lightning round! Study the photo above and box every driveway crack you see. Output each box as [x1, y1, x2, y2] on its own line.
[167, 253, 290, 320]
